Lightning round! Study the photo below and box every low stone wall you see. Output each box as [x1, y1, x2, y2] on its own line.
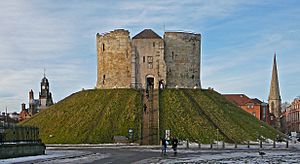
[0, 143, 45, 159]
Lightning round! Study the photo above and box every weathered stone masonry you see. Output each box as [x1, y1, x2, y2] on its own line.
[96, 29, 201, 89]
[96, 29, 133, 89]
[164, 32, 201, 88]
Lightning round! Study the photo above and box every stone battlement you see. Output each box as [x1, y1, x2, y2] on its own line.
[97, 29, 130, 39]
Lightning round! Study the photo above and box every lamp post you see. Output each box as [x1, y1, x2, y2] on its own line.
[216, 129, 219, 148]
[259, 125, 265, 148]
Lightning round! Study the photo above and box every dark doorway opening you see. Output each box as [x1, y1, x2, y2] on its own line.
[146, 77, 154, 91]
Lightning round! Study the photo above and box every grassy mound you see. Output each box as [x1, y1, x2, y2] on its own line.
[21, 88, 281, 144]
[159, 89, 281, 143]
[20, 89, 142, 144]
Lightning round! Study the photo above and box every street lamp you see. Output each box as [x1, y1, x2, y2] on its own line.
[216, 129, 219, 148]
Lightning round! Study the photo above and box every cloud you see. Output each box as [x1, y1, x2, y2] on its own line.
[0, 0, 300, 112]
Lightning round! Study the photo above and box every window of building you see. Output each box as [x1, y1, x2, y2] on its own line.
[248, 104, 254, 109]
[147, 56, 153, 62]
[153, 42, 155, 47]
[102, 74, 105, 85]
[143, 56, 145, 63]
[147, 56, 153, 69]
[172, 51, 174, 60]
[102, 43, 105, 51]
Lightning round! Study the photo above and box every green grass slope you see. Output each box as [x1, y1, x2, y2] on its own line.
[160, 89, 281, 143]
[20, 89, 142, 144]
[21, 88, 281, 144]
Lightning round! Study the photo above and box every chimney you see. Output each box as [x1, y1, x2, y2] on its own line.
[29, 89, 34, 100]
[21, 103, 26, 111]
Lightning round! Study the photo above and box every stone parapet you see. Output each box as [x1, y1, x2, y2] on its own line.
[0, 143, 45, 159]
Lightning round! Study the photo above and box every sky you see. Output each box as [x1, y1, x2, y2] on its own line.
[0, 0, 299, 113]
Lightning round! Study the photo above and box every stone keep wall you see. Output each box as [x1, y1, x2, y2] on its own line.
[96, 29, 133, 88]
[164, 32, 201, 88]
[133, 38, 166, 89]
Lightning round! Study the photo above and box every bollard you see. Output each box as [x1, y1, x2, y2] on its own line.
[260, 140, 262, 148]
[222, 141, 225, 149]
[198, 142, 201, 149]
[235, 142, 237, 148]
[247, 141, 250, 148]
[186, 140, 189, 149]
[286, 140, 289, 148]
[273, 140, 276, 148]
[210, 141, 213, 149]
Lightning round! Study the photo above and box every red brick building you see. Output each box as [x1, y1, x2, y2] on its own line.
[284, 98, 300, 134]
[223, 94, 270, 124]
[19, 103, 30, 122]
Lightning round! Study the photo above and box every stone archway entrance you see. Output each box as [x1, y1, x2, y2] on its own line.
[146, 77, 154, 92]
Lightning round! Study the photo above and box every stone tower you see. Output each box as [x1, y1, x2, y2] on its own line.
[164, 32, 201, 88]
[132, 29, 167, 89]
[96, 29, 133, 88]
[268, 54, 281, 128]
[39, 74, 53, 110]
[28, 89, 37, 115]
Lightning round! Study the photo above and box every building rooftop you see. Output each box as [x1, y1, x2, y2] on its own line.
[223, 94, 261, 106]
[132, 29, 162, 39]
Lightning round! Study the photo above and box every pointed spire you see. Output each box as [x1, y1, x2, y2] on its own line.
[268, 53, 281, 101]
[43, 68, 46, 78]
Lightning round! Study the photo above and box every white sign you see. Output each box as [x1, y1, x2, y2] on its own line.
[165, 130, 171, 140]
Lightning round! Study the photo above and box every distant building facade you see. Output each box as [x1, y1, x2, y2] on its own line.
[223, 94, 270, 123]
[1, 112, 19, 125]
[19, 75, 54, 121]
[284, 98, 300, 134]
[268, 54, 282, 129]
[96, 29, 201, 90]
[19, 103, 30, 122]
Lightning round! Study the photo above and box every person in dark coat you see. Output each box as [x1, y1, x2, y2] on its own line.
[161, 138, 167, 155]
[171, 137, 178, 155]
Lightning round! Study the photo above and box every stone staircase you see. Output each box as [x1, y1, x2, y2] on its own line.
[141, 88, 159, 145]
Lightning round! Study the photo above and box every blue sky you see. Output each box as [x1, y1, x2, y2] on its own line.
[0, 0, 299, 113]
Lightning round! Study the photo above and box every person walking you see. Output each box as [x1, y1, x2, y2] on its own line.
[161, 138, 167, 155]
[172, 137, 178, 155]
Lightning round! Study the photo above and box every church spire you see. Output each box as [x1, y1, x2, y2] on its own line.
[43, 68, 46, 78]
[268, 53, 281, 101]
[268, 53, 282, 129]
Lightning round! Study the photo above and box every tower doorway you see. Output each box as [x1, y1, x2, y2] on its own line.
[146, 77, 154, 92]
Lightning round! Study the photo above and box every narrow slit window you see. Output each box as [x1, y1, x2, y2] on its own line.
[172, 51, 174, 60]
